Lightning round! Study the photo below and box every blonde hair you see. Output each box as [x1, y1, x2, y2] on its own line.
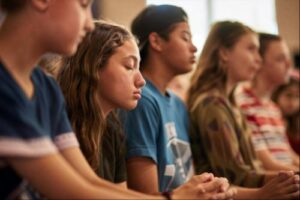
[187, 21, 255, 110]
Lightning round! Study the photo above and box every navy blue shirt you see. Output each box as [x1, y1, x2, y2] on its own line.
[0, 63, 78, 199]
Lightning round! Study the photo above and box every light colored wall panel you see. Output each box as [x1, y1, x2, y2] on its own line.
[276, 0, 299, 52]
[97, 0, 146, 29]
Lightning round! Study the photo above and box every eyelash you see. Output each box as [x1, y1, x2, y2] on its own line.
[125, 65, 134, 71]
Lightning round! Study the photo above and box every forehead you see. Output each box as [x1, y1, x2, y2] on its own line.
[236, 33, 258, 45]
[114, 38, 140, 60]
[169, 22, 191, 35]
[265, 40, 289, 55]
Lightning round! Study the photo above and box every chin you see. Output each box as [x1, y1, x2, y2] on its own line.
[122, 102, 138, 111]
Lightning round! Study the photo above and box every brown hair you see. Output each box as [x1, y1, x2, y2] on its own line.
[272, 78, 300, 135]
[258, 33, 282, 58]
[187, 21, 255, 109]
[57, 21, 132, 171]
[0, 0, 26, 13]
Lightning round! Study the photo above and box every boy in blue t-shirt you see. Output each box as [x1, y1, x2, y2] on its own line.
[121, 79, 194, 192]
[120, 5, 235, 198]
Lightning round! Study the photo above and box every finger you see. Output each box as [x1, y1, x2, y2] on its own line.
[218, 178, 230, 192]
[210, 192, 228, 200]
[281, 190, 300, 200]
[194, 173, 214, 183]
[278, 171, 294, 179]
[201, 179, 224, 193]
[278, 175, 300, 188]
[280, 183, 299, 194]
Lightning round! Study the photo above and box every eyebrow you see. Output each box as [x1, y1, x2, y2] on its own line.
[182, 30, 192, 37]
[123, 55, 140, 68]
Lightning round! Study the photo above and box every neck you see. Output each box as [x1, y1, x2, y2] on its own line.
[0, 15, 44, 80]
[141, 55, 176, 95]
[225, 76, 237, 98]
[251, 75, 276, 101]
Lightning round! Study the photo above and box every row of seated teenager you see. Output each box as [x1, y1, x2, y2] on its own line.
[0, 1, 299, 199]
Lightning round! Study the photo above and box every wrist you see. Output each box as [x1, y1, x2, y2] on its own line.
[162, 191, 173, 200]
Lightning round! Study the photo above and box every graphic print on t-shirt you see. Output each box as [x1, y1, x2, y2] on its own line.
[164, 122, 193, 191]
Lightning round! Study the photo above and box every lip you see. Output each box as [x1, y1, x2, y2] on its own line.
[190, 56, 196, 64]
[133, 91, 142, 100]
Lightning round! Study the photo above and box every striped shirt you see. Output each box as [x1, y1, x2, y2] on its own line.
[235, 84, 293, 165]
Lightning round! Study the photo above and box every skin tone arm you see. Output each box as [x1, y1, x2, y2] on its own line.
[289, 148, 300, 168]
[256, 150, 299, 171]
[117, 182, 127, 189]
[127, 157, 237, 199]
[236, 172, 300, 200]
[8, 151, 155, 199]
[9, 147, 229, 199]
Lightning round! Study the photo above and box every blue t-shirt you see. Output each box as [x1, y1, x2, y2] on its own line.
[120, 80, 194, 192]
[0, 63, 79, 199]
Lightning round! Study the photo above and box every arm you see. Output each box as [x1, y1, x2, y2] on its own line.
[289, 147, 300, 168]
[127, 157, 159, 194]
[8, 151, 156, 199]
[116, 182, 127, 189]
[126, 156, 237, 199]
[256, 150, 299, 171]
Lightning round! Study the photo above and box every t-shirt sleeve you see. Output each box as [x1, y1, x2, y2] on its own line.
[193, 99, 264, 187]
[51, 82, 79, 150]
[120, 97, 160, 163]
[0, 84, 57, 157]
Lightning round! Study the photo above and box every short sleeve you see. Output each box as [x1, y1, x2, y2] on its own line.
[0, 68, 78, 158]
[120, 97, 160, 163]
[0, 84, 57, 157]
[50, 82, 79, 150]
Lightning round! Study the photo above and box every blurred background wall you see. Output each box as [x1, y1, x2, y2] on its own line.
[94, 0, 299, 68]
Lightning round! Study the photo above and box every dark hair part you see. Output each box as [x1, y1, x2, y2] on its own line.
[258, 33, 282, 58]
[131, 5, 188, 68]
[57, 21, 132, 172]
[0, 0, 26, 13]
[188, 21, 256, 110]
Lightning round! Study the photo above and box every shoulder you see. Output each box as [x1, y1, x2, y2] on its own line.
[33, 67, 64, 102]
[235, 84, 259, 108]
[190, 93, 232, 121]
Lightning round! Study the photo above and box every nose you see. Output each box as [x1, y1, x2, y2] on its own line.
[190, 42, 197, 53]
[285, 58, 292, 70]
[85, 9, 95, 33]
[135, 71, 146, 89]
[254, 51, 262, 69]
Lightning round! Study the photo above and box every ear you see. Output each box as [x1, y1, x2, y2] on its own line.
[148, 32, 163, 52]
[30, 0, 50, 12]
[218, 47, 230, 62]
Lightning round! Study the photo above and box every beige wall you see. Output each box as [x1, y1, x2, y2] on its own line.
[276, 0, 299, 52]
[97, 0, 146, 29]
[97, 0, 299, 53]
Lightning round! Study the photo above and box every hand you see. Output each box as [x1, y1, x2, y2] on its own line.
[258, 171, 300, 199]
[172, 173, 236, 200]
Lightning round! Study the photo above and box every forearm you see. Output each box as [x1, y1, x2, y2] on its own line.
[263, 159, 299, 171]
[89, 178, 163, 199]
[233, 186, 261, 200]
